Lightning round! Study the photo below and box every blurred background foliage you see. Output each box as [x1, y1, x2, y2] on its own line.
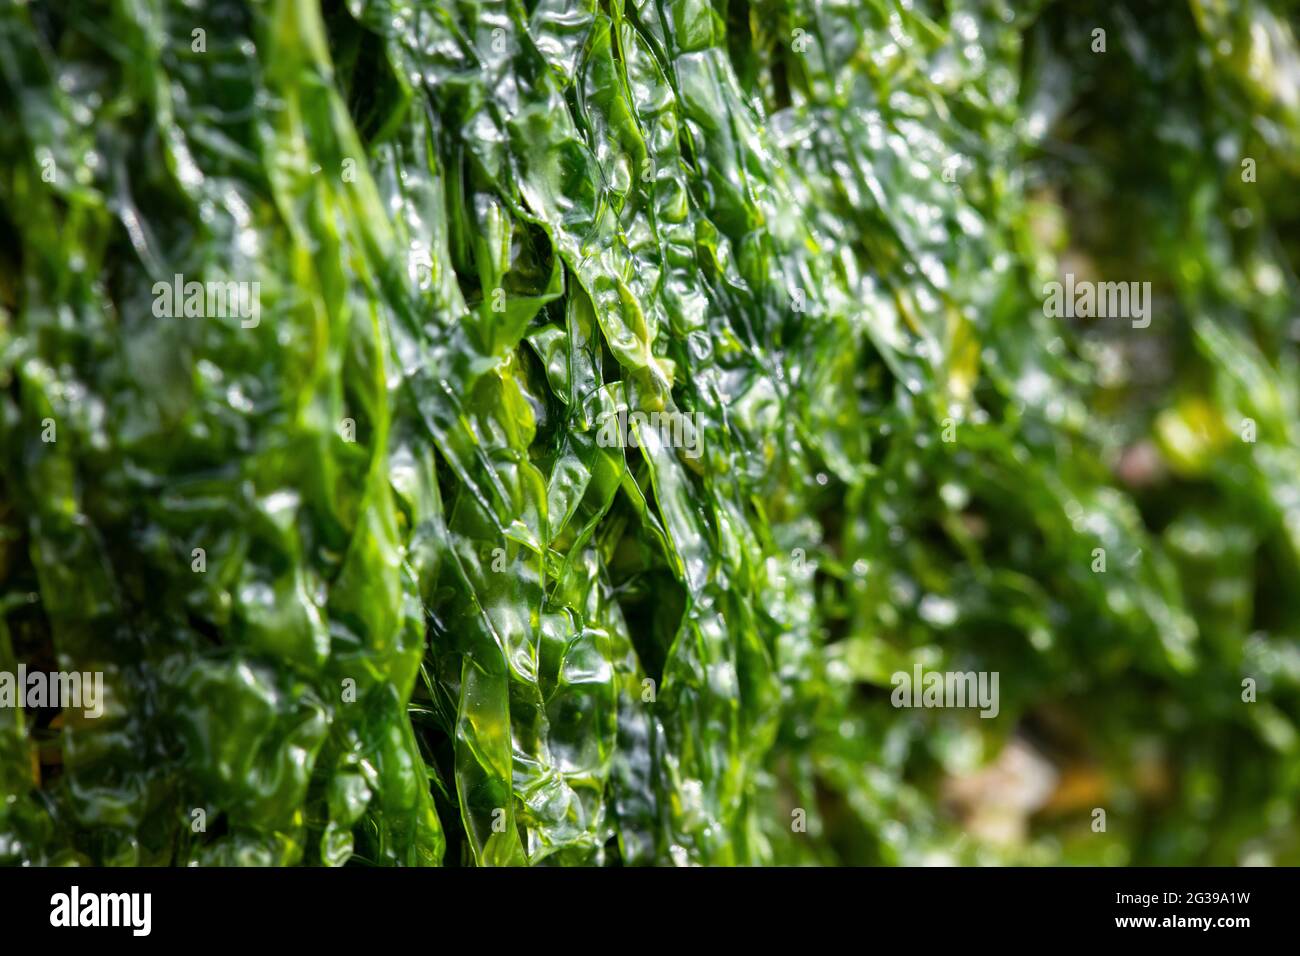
[0, 0, 1297, 865]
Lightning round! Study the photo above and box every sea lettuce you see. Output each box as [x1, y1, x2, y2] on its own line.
[1, 0, 1297, 865]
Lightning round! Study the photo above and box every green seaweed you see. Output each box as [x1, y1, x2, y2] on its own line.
[1, 0, 1298, 866]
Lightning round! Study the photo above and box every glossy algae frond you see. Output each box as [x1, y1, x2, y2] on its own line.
[1, 0, 1298, 865]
